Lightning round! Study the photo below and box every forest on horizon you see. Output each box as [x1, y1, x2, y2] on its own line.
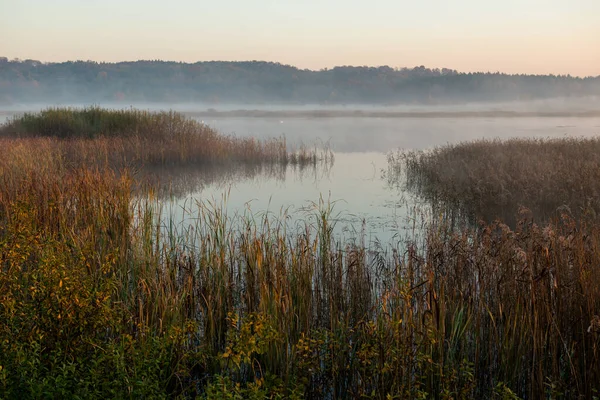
[1, 57, 599, 106]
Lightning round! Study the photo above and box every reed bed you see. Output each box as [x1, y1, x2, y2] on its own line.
[392, 137, 600, 226]
[1, 130, 599, 398]
[0, 107, 318, 168]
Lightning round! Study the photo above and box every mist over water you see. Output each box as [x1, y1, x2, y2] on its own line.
[198, 115, 600, 152]
[177, 111, 600, 243]
[3, 104, 600, 244]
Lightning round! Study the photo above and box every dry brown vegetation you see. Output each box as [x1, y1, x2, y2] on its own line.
[394, 137, 600, 225]
[0, 107, 309, 168]
[1, 117, 599, 398]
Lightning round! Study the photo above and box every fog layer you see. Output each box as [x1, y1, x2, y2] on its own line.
[1, 59, 599, 107]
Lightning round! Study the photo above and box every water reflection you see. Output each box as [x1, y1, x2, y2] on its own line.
[140, 161, 327, 199]
[134, 114, 600, 245]
[4, 110, 600, 241]
[159, 152, 430, 247]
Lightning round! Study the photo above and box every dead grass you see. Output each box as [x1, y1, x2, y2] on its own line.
[393, 137, 600, 225]
[1, 129, 599, 398]
[0, 107, 311, 168]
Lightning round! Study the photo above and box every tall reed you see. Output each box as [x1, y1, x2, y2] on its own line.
[1, 129, 599, 398]
[0, 107, 314, 168]
[391, 137, 600, 226]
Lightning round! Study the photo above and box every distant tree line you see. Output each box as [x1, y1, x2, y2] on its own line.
[0, 58, 598, 105]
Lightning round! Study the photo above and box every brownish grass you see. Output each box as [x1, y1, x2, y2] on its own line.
[0, 107, 297, 168]
[1, 125, 599, 398]
[394, 137, 600, 225]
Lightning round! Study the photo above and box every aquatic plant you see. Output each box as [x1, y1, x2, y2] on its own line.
[1, 129, 599, 399]
[391, 137, 600, 226]
[0, 107, 308, 168]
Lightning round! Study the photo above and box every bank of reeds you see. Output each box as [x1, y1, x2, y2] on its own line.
[392, 137, 600, 226]
[0, 107, 311, 168]
[1, 130, 599, 398]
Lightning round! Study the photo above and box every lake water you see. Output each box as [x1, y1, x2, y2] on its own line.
[163, 115, 600, 246]
[160, 151, 429, 248]
[3, 111, 600, 245]
[188, 115, 600, 152]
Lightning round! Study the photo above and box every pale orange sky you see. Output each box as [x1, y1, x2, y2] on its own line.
[1, 0, 599, 76]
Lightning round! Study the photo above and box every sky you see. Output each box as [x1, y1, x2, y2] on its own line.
[1, 0, 599, 76]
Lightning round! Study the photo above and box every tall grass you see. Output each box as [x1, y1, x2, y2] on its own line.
[392, 137, 600, 226]
[1, 130, 600, 398]
[0, 107, 316, 168]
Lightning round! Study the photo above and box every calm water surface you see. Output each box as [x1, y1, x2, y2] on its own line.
[169, 115, 600, 244]
[162, 151, 427, 247]
[3, 111, 600, 244]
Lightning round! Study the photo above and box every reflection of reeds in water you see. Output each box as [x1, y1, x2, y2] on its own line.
[389, 137, 600, 226]
[140, 163, 287, 199]
[2, 122, 600, 398]
[0, 107, 334, 198]
[286, 140, 335, 168]
[139, 145, 334, 199]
